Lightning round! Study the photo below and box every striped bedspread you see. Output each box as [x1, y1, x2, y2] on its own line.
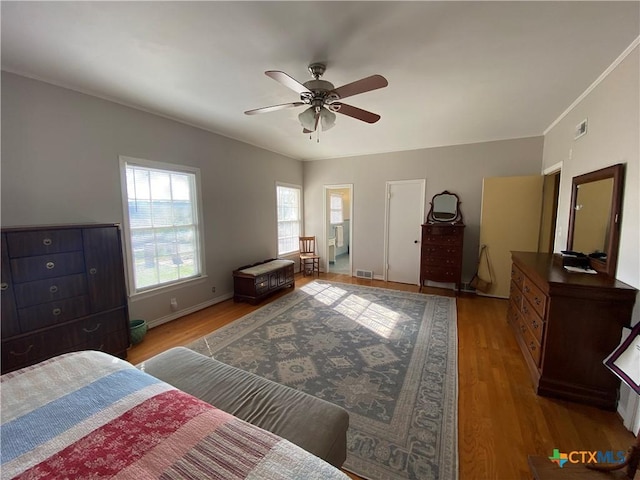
[0, 351, 349, 480]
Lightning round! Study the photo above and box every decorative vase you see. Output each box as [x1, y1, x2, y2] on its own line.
[129, 319, 148, 345]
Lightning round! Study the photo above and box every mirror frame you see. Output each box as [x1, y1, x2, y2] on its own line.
[427, 190, 463, 224]
[567, 163, 624, 277]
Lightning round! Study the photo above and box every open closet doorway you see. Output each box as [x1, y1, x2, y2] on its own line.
[324, 184, 353, 276]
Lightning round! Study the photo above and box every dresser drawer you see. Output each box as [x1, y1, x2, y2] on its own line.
[522, 277, 547, 318]
[13, 274, 87, 308]
[521, 297, 544, 343]
[423, 224, 464, 236]
[422, 234, 463, 246]
[6, 229, 83, 258]
[509, 281, 524, 309]
[511, 264, 525, 291]
[421, 266, 460, 283]
[507, 299, 523, 327]
[18, 295, 89, 331]
[2, 329, 75, 372]
[421, 245, 462, 262]
[76, 328, 129, 356]
[10, 252, 86, 283]
[521, 322, 542, 367]
[67, 309, 128, 346]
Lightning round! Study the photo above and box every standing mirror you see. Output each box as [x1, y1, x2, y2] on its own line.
[427, 191, 463, 223]
[567, 163, 624, 277]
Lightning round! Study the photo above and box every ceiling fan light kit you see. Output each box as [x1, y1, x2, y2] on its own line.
[245, 63, 388, 137]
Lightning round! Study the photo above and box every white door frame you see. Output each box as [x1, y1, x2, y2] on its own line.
[323, 184, 354, 275]
[383, 179, 426, 283]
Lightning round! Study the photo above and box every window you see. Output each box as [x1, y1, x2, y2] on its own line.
[120, 156, 204, 294]
[330, 193, 344, 224]
[276, 184, 302, 255]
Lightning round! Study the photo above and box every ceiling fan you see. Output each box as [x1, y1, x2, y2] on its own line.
[244, 63, 388, 134]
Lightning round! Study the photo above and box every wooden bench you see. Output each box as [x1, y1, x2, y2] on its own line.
[233, 258, 295, 304]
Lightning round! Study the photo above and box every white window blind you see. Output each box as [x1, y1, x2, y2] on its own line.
[121, 158, 203, 293]
[277, 184, 301, 255]
[330, 193, 344, 224]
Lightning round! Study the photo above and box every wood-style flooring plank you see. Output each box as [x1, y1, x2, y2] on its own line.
[127, 273, 636, 480]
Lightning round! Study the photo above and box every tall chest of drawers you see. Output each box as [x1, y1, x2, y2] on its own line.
[420, 223, 465, 293]
[1, 224, 130, 373]
[507, 251, 637, 410]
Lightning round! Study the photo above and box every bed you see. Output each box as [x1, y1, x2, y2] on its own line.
[0, 350, 350, 480]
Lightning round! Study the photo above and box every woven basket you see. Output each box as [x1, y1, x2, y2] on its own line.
[129, 319, 148, 345]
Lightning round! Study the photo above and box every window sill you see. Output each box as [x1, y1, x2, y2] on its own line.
[129, 274, 209, 302]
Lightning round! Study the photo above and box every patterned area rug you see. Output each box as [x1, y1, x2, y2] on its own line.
[187, 281, 458, 480]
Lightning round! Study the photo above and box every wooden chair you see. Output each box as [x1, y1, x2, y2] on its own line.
[299, 236, 320, 277]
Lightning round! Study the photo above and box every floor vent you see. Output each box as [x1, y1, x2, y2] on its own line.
[355, 269, 373, 279]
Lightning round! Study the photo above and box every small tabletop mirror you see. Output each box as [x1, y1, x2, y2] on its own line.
[427, 191, 463, 223]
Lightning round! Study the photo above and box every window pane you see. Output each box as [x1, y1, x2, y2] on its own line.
[124, 161, 202, 293]
[330, 194, 343, 224]
[276, 185, 301, 255]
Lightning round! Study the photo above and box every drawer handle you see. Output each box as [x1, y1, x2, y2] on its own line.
[52, 308, 62, 316]
[0, 282, 8, 291]
[10, 345, 34, 357]
[89, 268, 97, 275]
[524, 285, 530, 293]
[46, 261, 55, 270]
[520, 324, 527, 333]
[83, 323, 101, 333]
[529, 342, 536, 351]
[534, 297, 542, 306]
[49, 285, 59, 294]
[43, 238, 52, 246]
[522, 304, 529, 314]
[532, 320, 539, 329]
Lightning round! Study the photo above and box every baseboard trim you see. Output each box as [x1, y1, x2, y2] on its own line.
[146, 292, 234, 329]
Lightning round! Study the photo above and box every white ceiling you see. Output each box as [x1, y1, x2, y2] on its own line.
[2, 2, 639, 161]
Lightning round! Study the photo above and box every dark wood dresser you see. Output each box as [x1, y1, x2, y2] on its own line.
[508, 251, 637, 410]
[1, 224, 130, 373]
[420, 223, 465, 292]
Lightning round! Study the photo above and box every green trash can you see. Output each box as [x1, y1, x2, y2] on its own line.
[129, 319, 148, 345]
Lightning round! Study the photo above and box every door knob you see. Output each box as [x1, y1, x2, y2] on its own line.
[414, 240, 419, 244]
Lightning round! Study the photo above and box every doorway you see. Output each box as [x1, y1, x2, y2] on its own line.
[324, 184, 353, 276]
[384, 179, 425, 284]
[539, 170, 561, 253]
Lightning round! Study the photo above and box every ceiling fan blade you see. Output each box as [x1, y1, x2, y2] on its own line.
[265, 71, 312, 95]
[244, 102, 305, 115]
[332, 75, 388, 100]
[334, 103, 381, 124]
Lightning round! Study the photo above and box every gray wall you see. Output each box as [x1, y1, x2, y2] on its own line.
[1, 72, 303, 326]
[303, 136, 544, 284]
[543, 44, 639, 432]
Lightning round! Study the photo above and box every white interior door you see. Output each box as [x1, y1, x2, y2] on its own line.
[385, 179, 425, 284]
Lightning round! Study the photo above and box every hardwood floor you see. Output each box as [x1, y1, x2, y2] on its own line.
[128, 273, 637, 480]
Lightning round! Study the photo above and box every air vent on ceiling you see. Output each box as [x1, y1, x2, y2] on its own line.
[355, 269, 373, 279]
